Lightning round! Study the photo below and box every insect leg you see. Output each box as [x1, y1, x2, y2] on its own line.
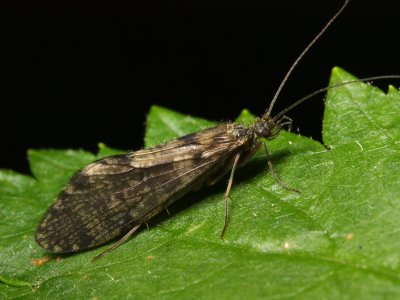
[278, 116, 293, 132]
[92, 224, 142, 261]
[220, 153, 241, 239]
[238, 142, 262, 166]
[206, 159, 234, 186]
[263, 143, 300, 194]
[165, 207, 171, 216]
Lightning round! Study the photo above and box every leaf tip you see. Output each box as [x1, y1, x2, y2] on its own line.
[27, 149, 39, 163]
[331, 66, 344, 75]
[148, 105, 170, 116]
[27, 149, 36, 156]
[235, 109, 257, 124]
[388, 84, 400, 95]
[330, 67, 358, 84]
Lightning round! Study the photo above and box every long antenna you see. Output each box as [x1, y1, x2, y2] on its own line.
[264, 0, 350, 117]
[272, 75, 400, 121]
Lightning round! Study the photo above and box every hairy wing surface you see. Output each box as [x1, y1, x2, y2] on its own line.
[36, 124, 244, 253]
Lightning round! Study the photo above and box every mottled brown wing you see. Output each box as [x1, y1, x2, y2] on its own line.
[36, 124, 249, 253]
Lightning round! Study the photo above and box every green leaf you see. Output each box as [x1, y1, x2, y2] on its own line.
[1, 68, 400, 299]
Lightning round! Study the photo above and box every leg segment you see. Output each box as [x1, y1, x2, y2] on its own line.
[92, 224, 142, 261]
[220, 153, 241, 239]
[263, 143, 300, 194]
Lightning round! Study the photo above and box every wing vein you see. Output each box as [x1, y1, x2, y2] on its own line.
[52, 158, 219, 247]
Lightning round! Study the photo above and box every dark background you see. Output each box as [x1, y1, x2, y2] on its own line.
[1, 0, 399, 174]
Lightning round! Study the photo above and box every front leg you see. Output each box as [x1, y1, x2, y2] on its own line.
[206, 142, 262, 187]
[238, 142, 262, 166]
[205, 156, 237, 187]
[220, 153, 241, 239]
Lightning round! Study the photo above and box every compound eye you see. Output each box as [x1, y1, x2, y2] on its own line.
[234, 126, 247, 138]
[237, 128, 246, 137]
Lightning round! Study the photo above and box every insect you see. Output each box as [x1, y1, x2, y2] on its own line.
[35, 0, 394, 260]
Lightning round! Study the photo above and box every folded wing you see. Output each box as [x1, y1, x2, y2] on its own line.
[36, 124, 247, 253]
